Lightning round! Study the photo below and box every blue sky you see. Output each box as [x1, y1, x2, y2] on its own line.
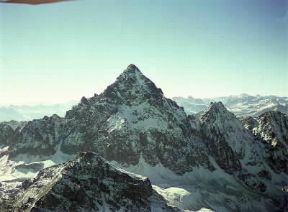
[0, 0, 287, 104]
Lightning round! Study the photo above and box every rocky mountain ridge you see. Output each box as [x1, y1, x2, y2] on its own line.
[1, 152, 177, 211]
[0, 65, 287, 211]
[242, 111, 288, 174]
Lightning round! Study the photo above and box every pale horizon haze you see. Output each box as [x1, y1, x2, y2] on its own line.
[0, 0, 287, 105]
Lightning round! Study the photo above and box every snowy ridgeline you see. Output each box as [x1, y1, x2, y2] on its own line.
[0, 150, 214, 212]
[0, 147, 279, 212]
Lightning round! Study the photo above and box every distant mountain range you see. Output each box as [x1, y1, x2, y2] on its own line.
[0, 101, 76, 122]
[0, 65, 287, 211]
[1, 95, 287, 122]
[173, 94, 288, 117]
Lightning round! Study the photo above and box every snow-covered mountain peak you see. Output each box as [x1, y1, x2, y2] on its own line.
[1, 65, 287, 211]
[101, 65, 164, 105]
[200, 101, 259, 163]
[201, 102, 244, 137]
[122, 63, 143, 75]
[117, 64, 145, 83]
[60, 65, 197, 172]
[116, 64, 151, 89]
[208, 101, 227, 113]
[201, 102, 234, 123]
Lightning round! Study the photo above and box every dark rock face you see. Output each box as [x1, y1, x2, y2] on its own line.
[11, 114, 64, 157]
[243, 111, 288, 174]
[0, 123, 15, 146]
[4, 152, 176, 212]
[241, 116, 259, 131]
[238, 173, 267, 192]
[257, 111, 288, 147]
[200, 102, 249, 173]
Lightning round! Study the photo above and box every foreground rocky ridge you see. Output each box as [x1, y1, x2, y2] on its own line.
[0, 65, 287, 211]
[1, 152, 176, 211]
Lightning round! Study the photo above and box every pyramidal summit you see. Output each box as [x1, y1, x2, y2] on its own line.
[0, 65, 287, 211]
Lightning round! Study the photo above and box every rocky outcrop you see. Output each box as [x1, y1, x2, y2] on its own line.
[1, 152, 177, 212]
[256, 111, 288, 147]
[243, 111, 288, 174]
[0, 123, 14, 147]
[10, 114, 64, 157]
